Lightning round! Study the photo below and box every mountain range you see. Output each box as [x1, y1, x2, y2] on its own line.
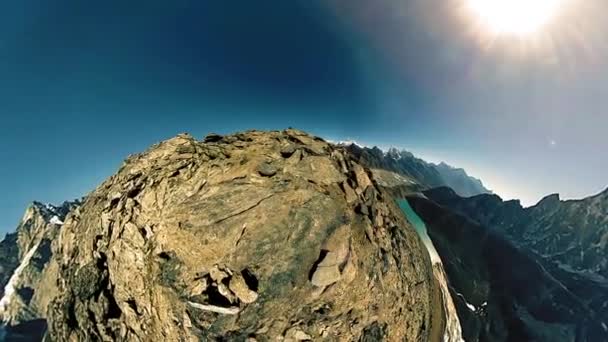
[343, 144, 491, 198]
[407, 189, 607, 341]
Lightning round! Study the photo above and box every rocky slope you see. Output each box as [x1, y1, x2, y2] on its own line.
[425, 187, 608, 278]
[343, 145, 491, 198]
[397, 199, 464, 342]
[40, 129, 444, 341]
[425, 187, 608, 320]
[0, 201, 79, 340]
[407, 194, 608, 342]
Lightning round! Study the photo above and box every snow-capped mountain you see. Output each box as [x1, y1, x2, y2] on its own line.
[0, 200, 80, 340]
[343, 144, 492, 198]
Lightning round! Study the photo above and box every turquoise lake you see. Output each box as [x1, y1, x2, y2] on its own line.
[397, 199, 441, 264]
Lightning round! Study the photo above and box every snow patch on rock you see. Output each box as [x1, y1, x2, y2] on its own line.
[49, 216, 64, 225]
[0, 242, 40, 321]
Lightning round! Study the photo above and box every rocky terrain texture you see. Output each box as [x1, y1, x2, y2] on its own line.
[428, 188, 608, 277]
[408, 193, 608, 342]
[39, 129, 445, 341]
[343, 145, 490, 198]
[426, 187, 608, 320]
[5, 128, 601, 341]
[0, 201, 79, 341]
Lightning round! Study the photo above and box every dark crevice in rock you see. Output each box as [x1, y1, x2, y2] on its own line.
[286, 135, 305, 146]
[280, 145, 297, 158]
[202, 282, 233, 308]
[212, 194, 275, 225]
[87, 308, 98, 329]
[168, 164, 191, 178]
[158, 251, 184, 291]
[380, 248, 390, 274]
[105, 287, 123, 320]
[235, 225, 247, 247]
[338, 250, 350, 274]
[158, 251, 171, 261]
[31, 238, 53, 271]
[139, 227, 148, 240]
[17, 287, 35, 306]
[356, 203, 369, 216]
[95, 252, 107, 271]
[126, 187, 142, 199]
[94, 235, 103, 247]
[66, 300, 79, 330]
[90, 252, 123, 323]
[241, 269, 259, 292]
[127, 299, 141, 316]
[308, 250, 329, 281]
[313, 303, 331, 316]
[109, 197, 120, 209]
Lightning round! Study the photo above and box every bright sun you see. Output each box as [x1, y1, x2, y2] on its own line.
[467, 0, 564, 35]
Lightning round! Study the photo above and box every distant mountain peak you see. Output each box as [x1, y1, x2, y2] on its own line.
[535, 193, 561, 206]
[436, 161, 455, 169]
[345, 145, 491, 198]
[27, 200, 81, 224]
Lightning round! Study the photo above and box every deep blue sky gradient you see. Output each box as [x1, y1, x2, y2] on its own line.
[1, 0, 607, 233]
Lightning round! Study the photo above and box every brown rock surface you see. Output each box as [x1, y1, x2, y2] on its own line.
[47, 129, 442, 341]
[0, 201, 79, 340]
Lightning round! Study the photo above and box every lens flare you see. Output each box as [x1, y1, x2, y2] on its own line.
[467, 0, 564, 35]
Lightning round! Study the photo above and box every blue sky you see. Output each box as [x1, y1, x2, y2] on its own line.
[1, 0, 607, 233]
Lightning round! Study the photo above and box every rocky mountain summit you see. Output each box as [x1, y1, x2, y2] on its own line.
[0, 129, 445, 341]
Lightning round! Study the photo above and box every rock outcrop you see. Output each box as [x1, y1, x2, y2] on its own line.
[45, 129, 443, 341]
[0, 201, 79, 340]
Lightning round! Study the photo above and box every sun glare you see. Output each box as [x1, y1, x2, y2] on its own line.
[467, 0, 564, 35]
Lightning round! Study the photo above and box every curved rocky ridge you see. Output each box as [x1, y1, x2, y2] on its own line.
[33, 129, 446, 341]
[407, 194, 608, 342]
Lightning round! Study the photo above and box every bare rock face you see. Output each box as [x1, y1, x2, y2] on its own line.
[47, 129, 441, 341]
[0, 201, 78, 339]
